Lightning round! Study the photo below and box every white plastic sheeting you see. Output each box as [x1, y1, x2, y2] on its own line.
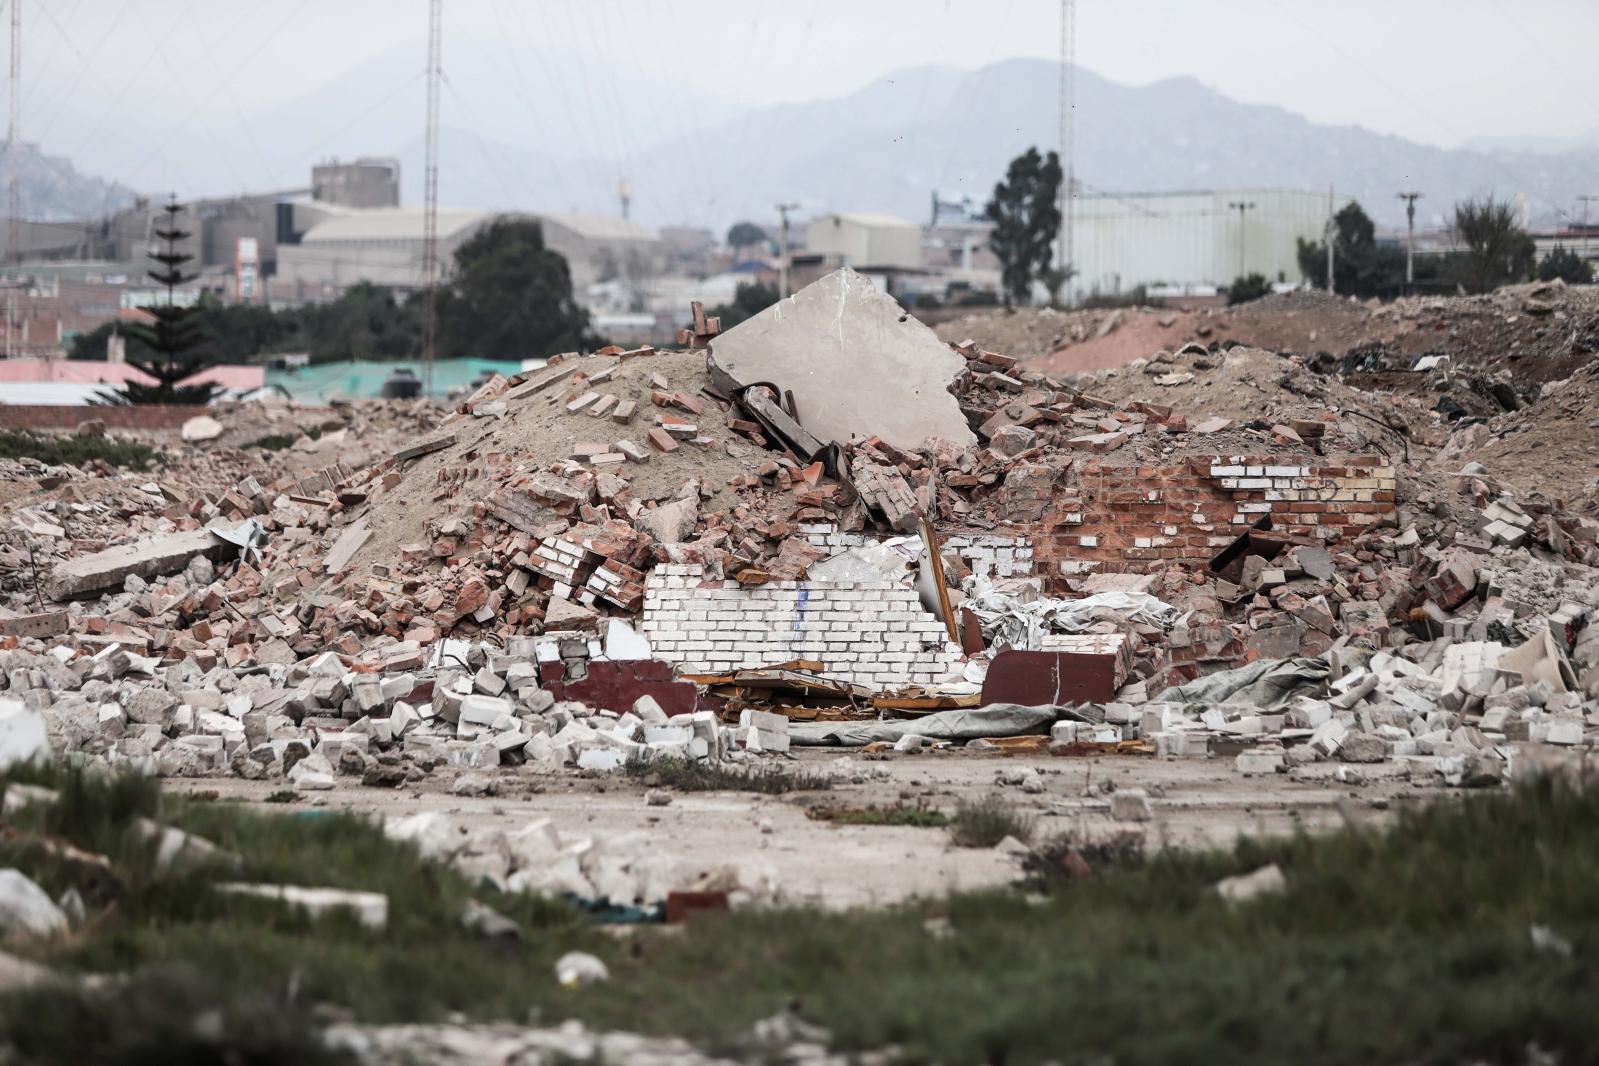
[963, 577, 1182, 651]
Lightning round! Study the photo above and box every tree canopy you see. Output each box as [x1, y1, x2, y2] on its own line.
[985, 147, 1063, 306]
[726, 221, 768, 251]
[1295, 201, 1413, 299]
[1538, 245, 1595, 284]
[709, 280, 778, 330]
[1453, 196, 1536, 294]
[435, 218, 596, 359]
[74, 218, 598, 367]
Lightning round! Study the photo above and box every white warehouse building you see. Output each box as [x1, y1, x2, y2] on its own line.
[803, 213, 923, 270]
[1067, 188, 1330, 301]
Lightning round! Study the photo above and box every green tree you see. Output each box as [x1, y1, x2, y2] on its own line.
[299, 282, 421, 363]
[1537, 245, 1594, 284]
[709, 280, 778, 329]
[120, 199, 219, 404]
[1227, 273, 1271, 305]
[1453, 196, 1535, 293]
[985, 147, 1063, 306]
[1295, 201, 1411, 298]
[726, 221, 768, 253]
[435, 219, 595, 359]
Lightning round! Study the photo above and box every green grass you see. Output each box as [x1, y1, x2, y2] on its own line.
[623, 756, 832, 795]
[5, 767, 1599, 1065]
[0, 429, 159, 468]
[948, 794, 1035, 847]
[806, 802, 950, 828]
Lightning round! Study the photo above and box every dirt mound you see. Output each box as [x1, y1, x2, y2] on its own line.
[348, 348, 769, 574]
[1441, 359, 1599, 508]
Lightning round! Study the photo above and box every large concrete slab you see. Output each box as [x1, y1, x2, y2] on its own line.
[709, 268, 976, 451]
[46, 528, 227, 600]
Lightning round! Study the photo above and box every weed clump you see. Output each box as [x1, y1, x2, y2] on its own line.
[948, 795, 1034, 848]
[624, 756, 831, 795]
[0, 429, 159, 468]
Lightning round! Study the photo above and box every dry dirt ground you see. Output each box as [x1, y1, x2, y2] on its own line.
[173, 750, 1427, 908]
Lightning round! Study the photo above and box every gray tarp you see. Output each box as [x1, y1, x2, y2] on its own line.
[1155, 657, 1331, 709]
[788, 704, 1057, 747]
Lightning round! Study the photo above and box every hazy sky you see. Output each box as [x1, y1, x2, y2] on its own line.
[19, 0, 1599, 173]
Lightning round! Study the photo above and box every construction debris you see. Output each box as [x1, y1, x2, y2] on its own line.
[0, 269, 1595, 803]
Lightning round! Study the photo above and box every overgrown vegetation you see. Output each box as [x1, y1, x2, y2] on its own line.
[1227, 271, 1272, 305]
[948, 794, 1034, 848]
[7, 767, 1599, 1065]
[805, 802, 950, 828]
[623, 756, 831, 795]
[1538, 244, 1595, 284]
[0, 429, 159, 468]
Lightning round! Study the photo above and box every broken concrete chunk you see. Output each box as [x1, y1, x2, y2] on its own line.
[709, 268, 976, 450]
[46, 529, 229, 600]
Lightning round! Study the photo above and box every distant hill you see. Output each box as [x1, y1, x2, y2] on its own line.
[25, 53, 1599, 234]
[0, 141, 136, 221]
[623, 59, 1599, 231]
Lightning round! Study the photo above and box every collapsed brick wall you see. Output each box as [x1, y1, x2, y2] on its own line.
[0, 405, 207, 431]
[1023, 454, 1397, 587]
[641, 564, 964, 688]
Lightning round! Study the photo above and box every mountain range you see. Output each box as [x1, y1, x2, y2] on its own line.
[26, 54, 1599, 233]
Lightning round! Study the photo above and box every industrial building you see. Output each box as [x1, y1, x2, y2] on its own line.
[1067, 188, 1330, 300]
[802, 213, 923, 271]
[274, 207, 497, 298]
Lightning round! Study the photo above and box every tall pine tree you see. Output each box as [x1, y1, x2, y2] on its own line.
[121, 198, 217, 404]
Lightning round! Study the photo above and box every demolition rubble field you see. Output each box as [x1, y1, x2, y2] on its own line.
[0, 267, 1598, 1062]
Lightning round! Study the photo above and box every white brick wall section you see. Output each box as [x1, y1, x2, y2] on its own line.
[800, 523, 1036, 581]
[641, 566, 965, 688]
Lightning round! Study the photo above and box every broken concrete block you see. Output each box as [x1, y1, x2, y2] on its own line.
[709, 267, 975, 451]
[0, 869, 68, 937]
[576, 748, 626, 772]
[180, 415, 224, 442]
[0, 699, 48, 771]
[46, 529, 228, 600]
[1109, 789, 1153, 822]
[1215, 863, 1285, 904]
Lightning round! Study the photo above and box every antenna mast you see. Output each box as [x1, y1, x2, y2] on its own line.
[6, 0, 18, 359]
[421, 0, 442, 395]
[1057, 0, 1075, 303]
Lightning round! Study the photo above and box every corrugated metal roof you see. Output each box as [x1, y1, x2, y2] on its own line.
[535, 213, 660, 242]
[301, 209, 494, 243]
[819, 212, 920, 230]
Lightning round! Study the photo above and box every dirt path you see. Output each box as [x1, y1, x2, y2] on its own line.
[175, 750, 1428, 908]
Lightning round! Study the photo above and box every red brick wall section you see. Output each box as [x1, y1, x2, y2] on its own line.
[1026, 454, 1397, 585]
[0, 405, 205, 431]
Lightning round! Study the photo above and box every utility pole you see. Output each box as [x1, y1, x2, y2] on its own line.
[618, 178, 631, 222]
[1578, 194, 1598, 265]
[1397, 191, 1422, 293]
[1325, 186, 1336, 295]
[775, 201, 799, 299]
[5, 0, 17, 360]
[1056, 0, 1076, 305]
[1227, 200, 1255, 277]
[420, 0, 442, 396]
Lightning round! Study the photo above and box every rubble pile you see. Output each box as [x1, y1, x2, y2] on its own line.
[0, 267, 1595, 800]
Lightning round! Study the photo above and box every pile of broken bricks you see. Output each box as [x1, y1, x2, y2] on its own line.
[0, 267, 1596, 794]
